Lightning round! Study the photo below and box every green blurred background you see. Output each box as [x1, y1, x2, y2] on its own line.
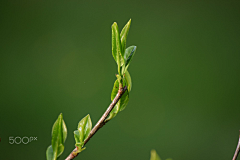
[0, 0, 240, 159]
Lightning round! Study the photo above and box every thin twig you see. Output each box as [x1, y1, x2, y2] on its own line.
[233, 130, 240, 160]
[65, 85, 128, 160]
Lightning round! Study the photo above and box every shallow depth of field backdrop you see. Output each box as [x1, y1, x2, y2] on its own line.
[0, 0, 240, 159]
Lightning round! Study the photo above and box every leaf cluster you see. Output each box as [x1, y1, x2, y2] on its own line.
[74, 114, 92, 153]
[46, 113, 67, 160]
[106, 19, 137, 121]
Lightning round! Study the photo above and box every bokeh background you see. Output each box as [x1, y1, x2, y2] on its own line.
[0, 0, 240, 159]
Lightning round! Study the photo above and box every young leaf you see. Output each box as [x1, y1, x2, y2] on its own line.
[110, 79, 119, 101]
[125, 70, 132, 92]
[120, 19, 131, 55]
[123, 46, 137, 73]
[111, 78, 129, 111]
[62, 120, 67, 143]
[119, 90, 129, 111]
[46, 145, 54, 160]
[150, 150, 161, 160]
[73, 130, 86, 153]
[77, 114, 92, 143]
[73, 115, 92, 153]
[74, 130, 81, 144]
[106, 77, 130, 122]
[110, 79, 128, 101]
[46, 113, 67, 160]
[74, 130, 85, 153]
[112, 24, 118, 64]
[105, 80, 120, 121]
[106, 80, 122, 121]
[105, 100, 120, 121]
[112, 22, 124, 71]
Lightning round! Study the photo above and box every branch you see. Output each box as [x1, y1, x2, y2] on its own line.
[232, 130, 240, 160]
[65, 85, 128, 160]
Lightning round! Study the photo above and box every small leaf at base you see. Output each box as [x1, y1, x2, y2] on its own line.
[46, 145, 54, 160]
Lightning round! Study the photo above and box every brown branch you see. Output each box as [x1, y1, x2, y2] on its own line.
[65, 85, 128, 160]
[233, 130, 240, 160]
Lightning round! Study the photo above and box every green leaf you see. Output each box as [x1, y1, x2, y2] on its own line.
[48, 113, 67, 160]
[111, 77, 129, 111]
[125, 70, 132, 92]
[120, 19, 131, 55]
[105, 80, 121, 121]
[123, 46, 137, 73]
[106, 100, 120, 121]
[112, 22, 124, 72]
[46, 145, 54, 160]
[74, 130, 81, 144]
[62, 119, 67, 143]
[51, 114, 62, 151]
[119, 90, 129, 111]
[110, 79, 119, 101]
[73, 115, 92, 153]
[110, 79, 128, 102]
[78, 114, 92, 143]
[150, 150, 161, 160]
[112, 24, 117, 64]
[106, 78, 130, 122]
[73, 130, 85, 153]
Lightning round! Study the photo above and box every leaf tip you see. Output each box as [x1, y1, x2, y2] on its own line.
[128, 18, 132, 24]
[86, 114, 90, 119]
[151, 149, 156, 154]
[112, 22, 117, 27]
[59, 113, 63, 119]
